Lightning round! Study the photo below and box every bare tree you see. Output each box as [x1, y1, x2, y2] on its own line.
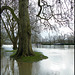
[1, 0, 19, 49]
[36, 0, 74, 31]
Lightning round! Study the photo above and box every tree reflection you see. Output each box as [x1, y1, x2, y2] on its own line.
[1, 53, 19, 75]
[18, 62, 32, 75]
[1, 45, 74, 75]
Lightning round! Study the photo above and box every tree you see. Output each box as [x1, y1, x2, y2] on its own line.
[1, 0, 74, 57]
[17, 0, 34, 57]
[1, 0, 34, 57]
[1, 0, 19, 49]
[1, 16, 18, 49]
[1, 0, 41, 50]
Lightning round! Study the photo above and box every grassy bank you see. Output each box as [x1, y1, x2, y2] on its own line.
[6, 50, 48, 63]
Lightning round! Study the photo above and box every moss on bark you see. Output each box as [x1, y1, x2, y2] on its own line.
[13, 0, 34, 57]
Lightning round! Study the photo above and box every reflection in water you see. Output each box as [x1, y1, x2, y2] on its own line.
[1, 53, 19, 75]
[18, 62, 32, 75]
[1, 45, 74, 75]
[32, 47, 74, 75]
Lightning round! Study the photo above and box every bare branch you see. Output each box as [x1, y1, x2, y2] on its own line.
[1, 17, 13, 42]
[37, 0, 42, 16]
[1, 6, 19, 23]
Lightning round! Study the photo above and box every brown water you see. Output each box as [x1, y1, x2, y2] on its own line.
[1, 45, 74, 75]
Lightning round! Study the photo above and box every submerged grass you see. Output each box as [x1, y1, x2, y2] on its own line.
[7, 50, 48, 63]
[5, 50, 16, 52]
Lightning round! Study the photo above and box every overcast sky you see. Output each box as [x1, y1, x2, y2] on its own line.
[40, 26, 74, 39]
[30, 0, 74, 38]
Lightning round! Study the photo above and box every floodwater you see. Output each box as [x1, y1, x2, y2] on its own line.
[1, 45, 74, 75]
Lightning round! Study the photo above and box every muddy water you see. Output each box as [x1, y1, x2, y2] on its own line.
[1, 45, 74, 75]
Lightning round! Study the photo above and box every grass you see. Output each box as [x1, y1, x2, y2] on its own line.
[5, 50, 16, 52]
[6, 50, 48, 63]
[17, 52, 48, 63]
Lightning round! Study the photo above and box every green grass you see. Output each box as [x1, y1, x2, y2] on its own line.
[17, 52, 48, 62]
[5, 50, 16, 52]
[7, 50, 48, 63]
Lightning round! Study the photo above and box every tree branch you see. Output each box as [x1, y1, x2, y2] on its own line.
[37, 0, 42, 16]
[1, 6, 19, 23]
[1, 17, 13, 43]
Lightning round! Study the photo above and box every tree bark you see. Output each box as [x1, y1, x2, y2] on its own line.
[13, 40, 17, 50]
[14, 0, 34, 57]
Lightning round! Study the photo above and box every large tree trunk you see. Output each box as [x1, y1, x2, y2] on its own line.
[14, 0, 34, 57]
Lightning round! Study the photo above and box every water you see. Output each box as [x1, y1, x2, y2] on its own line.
[1, 45, 74, 75]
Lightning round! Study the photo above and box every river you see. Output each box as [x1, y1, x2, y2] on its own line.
[1, 45, 74, 75]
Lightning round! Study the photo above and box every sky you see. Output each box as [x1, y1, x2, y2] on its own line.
[40, 26, 74, 39]
[32, 0, 74, 39]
